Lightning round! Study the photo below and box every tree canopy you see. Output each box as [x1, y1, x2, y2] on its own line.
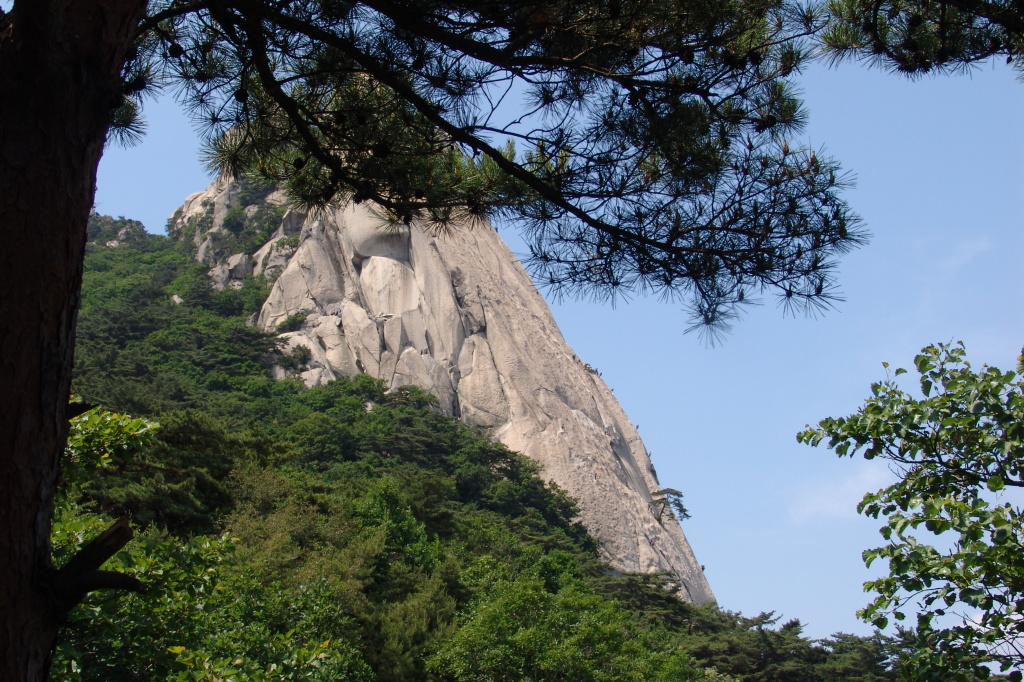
[0, 0, 884, 676]
[817, 0, 1024, 74]
[799, 343, 1024, 680]
[111, 0, 867, 333]
[48, 224, 908, 681]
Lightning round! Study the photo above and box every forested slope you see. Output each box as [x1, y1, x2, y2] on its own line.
[56, 215, 904, 681]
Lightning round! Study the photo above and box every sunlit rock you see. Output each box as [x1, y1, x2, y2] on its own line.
[169, 179, 714, 604]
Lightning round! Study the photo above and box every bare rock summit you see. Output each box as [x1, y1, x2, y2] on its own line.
[169, 177, 714, 604]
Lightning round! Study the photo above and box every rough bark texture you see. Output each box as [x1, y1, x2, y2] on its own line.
[0, 0, 144, 678]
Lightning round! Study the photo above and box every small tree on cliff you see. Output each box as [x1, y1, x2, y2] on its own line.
[0, 0, 863, 677]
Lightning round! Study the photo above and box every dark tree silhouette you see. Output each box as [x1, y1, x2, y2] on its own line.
[0, 1, 862, 677]
[819, 0, 1024, 74]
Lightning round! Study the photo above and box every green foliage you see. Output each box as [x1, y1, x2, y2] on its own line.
[816, 632, 907, 681]
[652, 487, 692, 522]
[222, 205, 247, 234]
[278, 344, 313, 371]
[818, 0, 1024, 75]
[236, 174, 278, 207]
[140, 382, 609, 682]
[213, 274, 274, 318]
[63, 402, 158, 498]
[799, 342, 1024, 678]
[129, 0, 867, 336]
[86, 213, 148, 244]
[220, 202, 288, 255]
[54, 405, 368, 681]
[591, 571, 903, 681]
[63, 230, 902, 681]
[276, 312, 308, 333]
[292, 344, 311, 364]
[277, 234, 300, 249]
[181, 209, 215, 250]
[51, 515, 372, 682]
[80, 410, 263, 534]
[677, 610, 876, 681]
[243, 205, 283, 252]
[73, 236, 281, 416]
[429, 568, 705, 682]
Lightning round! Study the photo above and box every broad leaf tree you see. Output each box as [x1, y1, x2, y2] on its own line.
[1, 0, 864, 677]
[799, 343, 1024, 679]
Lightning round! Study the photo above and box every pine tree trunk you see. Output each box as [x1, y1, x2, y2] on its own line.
[0, 1, 145, 678]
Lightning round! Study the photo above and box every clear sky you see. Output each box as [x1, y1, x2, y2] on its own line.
[94, 57, 1024, 639]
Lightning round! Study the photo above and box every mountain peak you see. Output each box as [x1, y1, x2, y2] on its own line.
[169, 176, 713, 603]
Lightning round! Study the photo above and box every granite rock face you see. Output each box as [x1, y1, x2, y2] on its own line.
[169, 177, 714, 604]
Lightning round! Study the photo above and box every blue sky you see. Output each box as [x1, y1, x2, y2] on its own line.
[94, 58, 1024, 639]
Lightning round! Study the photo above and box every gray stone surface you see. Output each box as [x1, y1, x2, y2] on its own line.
[169, 179, 714, 604]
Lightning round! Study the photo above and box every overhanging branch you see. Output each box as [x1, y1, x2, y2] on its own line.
[244, 4, 688, 255]
[52, 517, 143, 610]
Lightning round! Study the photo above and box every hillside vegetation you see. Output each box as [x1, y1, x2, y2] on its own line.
[57, 215, 905, 681]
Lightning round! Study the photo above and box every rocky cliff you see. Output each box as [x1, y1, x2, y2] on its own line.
[169, 176, 714, 604]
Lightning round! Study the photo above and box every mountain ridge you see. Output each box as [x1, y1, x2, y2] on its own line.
[167, 175, 713, 603]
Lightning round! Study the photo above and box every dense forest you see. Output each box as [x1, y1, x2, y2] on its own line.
[58, 214, 913, 681]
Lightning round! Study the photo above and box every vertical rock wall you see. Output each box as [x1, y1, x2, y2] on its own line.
[169, 178, 714, 604]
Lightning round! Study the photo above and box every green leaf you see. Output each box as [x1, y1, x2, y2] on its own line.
[959, 588, 986, 607]
[801, 342, 1024, 674]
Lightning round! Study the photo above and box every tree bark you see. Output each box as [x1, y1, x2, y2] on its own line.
[0, 0, 146, 678]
